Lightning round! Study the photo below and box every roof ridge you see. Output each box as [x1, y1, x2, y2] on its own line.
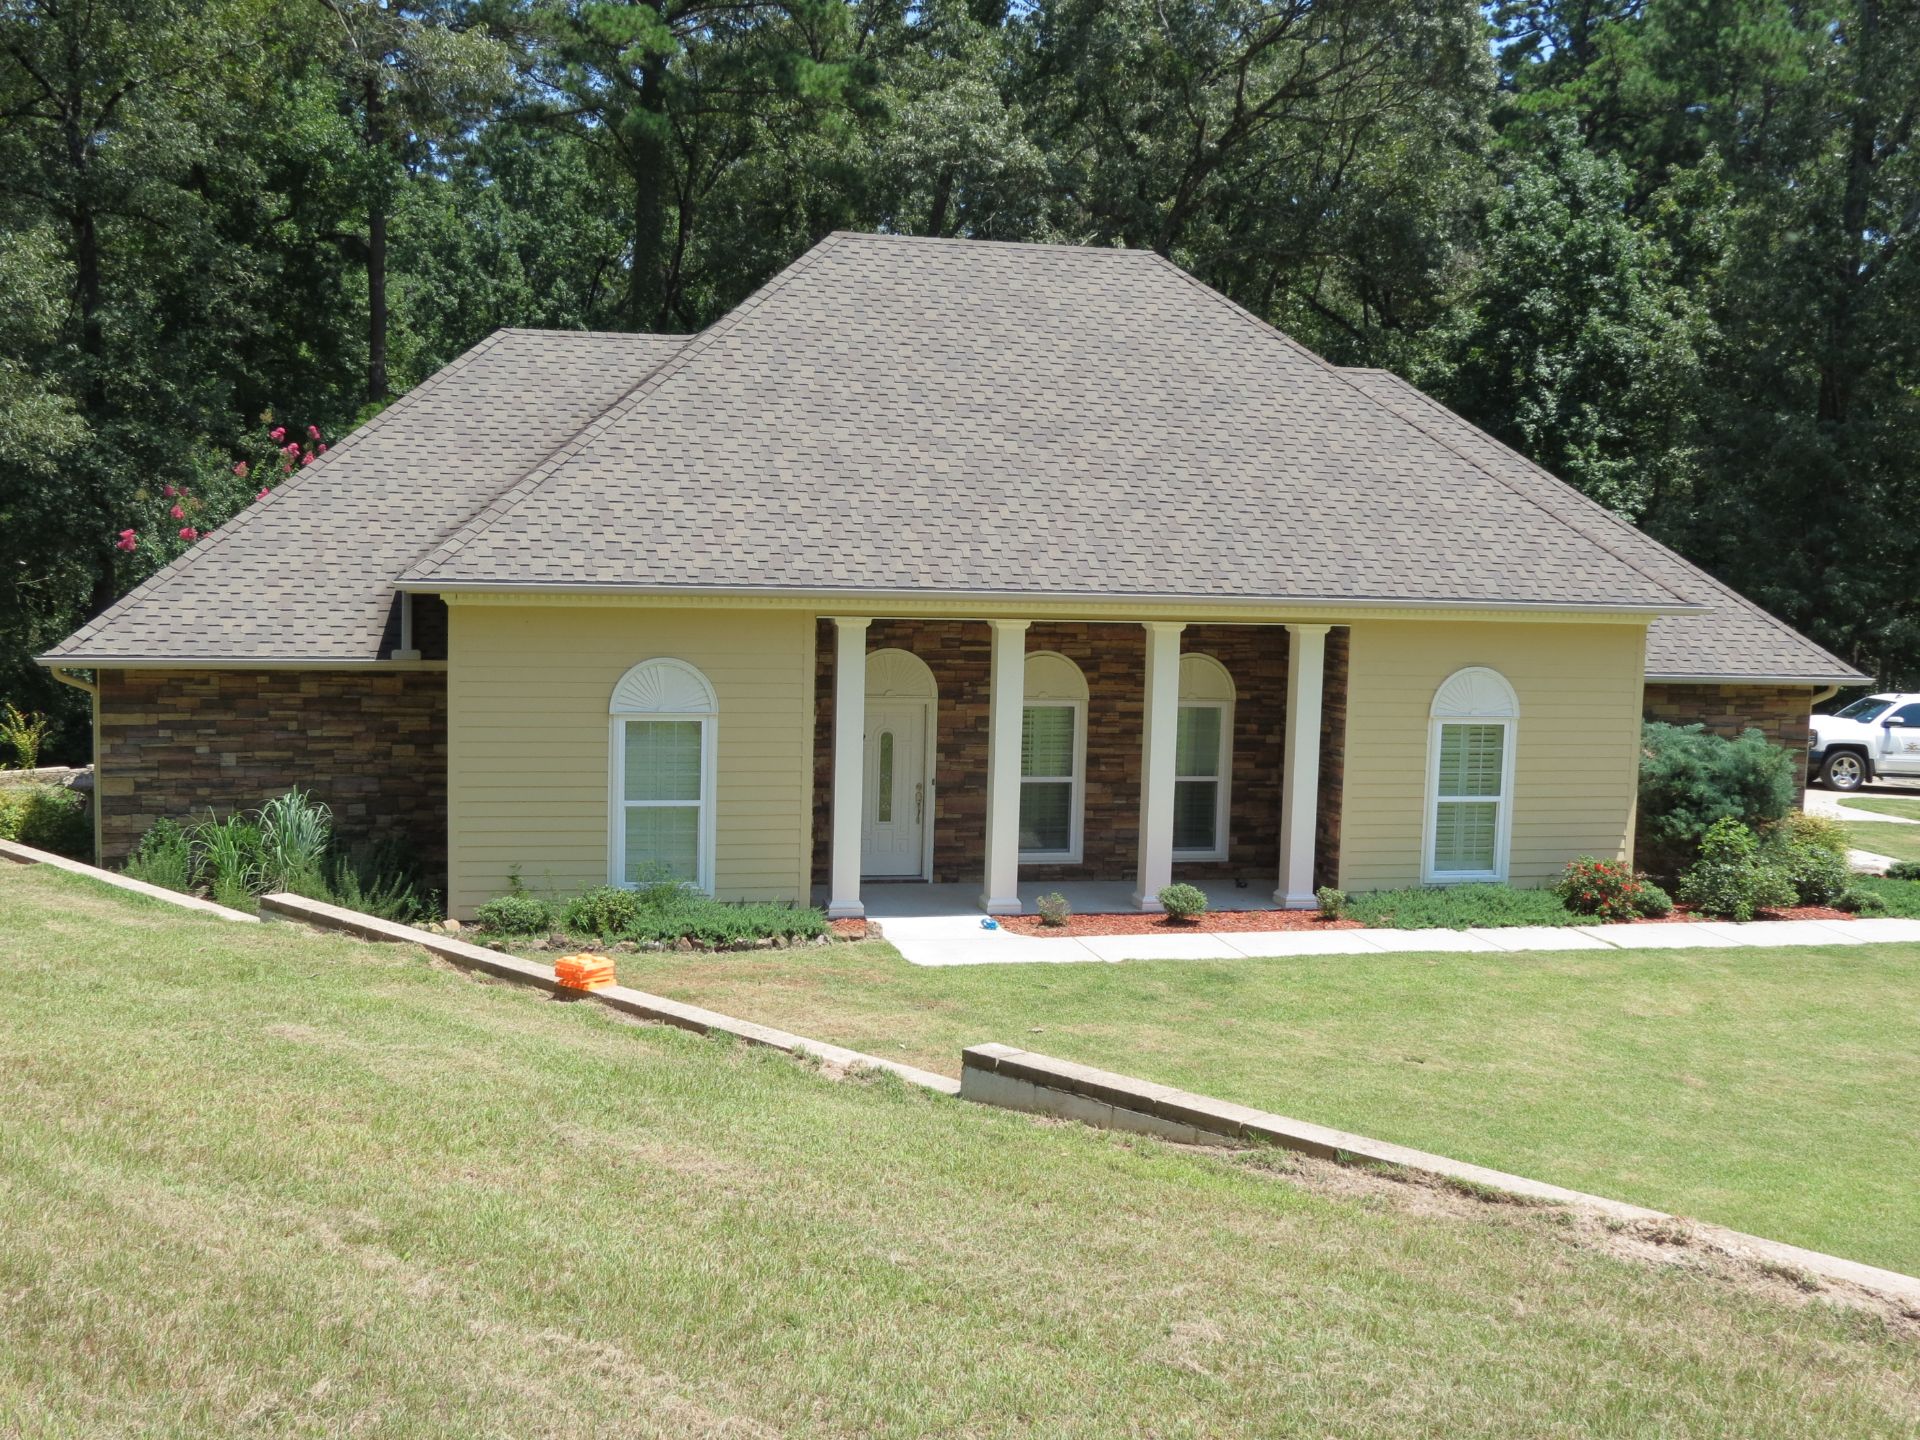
[1349, 370, 1856, 673]
[1139, 253, 1701, 611]
[49, 327, 520, 658]
[405, 233, 853, 581]
[826, 230, 1141, 257]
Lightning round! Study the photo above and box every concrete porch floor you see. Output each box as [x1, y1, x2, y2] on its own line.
[813, 877, 1282, 924]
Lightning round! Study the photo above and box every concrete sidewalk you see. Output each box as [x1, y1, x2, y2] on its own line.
[877, 911, 1920, 967]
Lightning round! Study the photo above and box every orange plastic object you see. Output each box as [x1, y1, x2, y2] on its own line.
[554, 952, 617, 992]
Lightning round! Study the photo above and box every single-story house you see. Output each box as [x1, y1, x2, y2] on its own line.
[43, 232, 1864, 917]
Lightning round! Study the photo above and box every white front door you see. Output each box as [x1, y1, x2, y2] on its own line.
[862, 702, 928, 878]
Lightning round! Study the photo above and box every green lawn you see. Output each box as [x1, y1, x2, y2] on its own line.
[3, 865, 1918, 1437]
[1840, 820, 1920, 863]
[612, 932, 1920, 1275]
[1839, 795, 1920, 822]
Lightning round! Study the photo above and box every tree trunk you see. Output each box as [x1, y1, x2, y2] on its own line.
[365, 76, 389, 403]
[626, 48, 671, 331]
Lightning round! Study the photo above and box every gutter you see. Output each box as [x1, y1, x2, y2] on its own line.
[1646, 673, 1869, 688]
[44, 666, 102, 867]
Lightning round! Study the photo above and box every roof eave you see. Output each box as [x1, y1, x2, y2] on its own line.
[1645, 670, 1869, 687]
[35, 654, 445, 672]
[396, 578, 1704, 618]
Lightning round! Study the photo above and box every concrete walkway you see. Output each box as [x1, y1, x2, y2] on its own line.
[1803, 785, 1919, 873]
[877, 910, 1920, 967]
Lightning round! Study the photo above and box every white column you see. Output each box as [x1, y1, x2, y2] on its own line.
[1133, 621, 1186, 910]
[827, 617, 872, 919]
[980, 619, 1030, 914]
[1277, 623, 1331, 908]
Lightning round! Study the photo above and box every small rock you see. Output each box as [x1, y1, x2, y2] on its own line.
[754, 937, 776, 949]
[613, 941, 638, 953]
[442, 917, 462, 935]
[674, 936, 694, 952]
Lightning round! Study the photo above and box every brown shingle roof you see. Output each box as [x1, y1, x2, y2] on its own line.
[404, 233, 1694, 611]
[46, 330, 686, 664]
[1337, 368, 1864, 685]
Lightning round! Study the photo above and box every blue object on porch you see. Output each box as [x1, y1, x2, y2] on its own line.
[980, 918, 999, 930]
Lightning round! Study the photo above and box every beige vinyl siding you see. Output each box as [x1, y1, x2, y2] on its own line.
[447, 604, 815, 916]
[1338, 620, 1647, 892]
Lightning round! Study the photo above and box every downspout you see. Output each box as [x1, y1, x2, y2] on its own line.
[47, 666, 102, 866]
[391, 591, 421, 662]
[1809, 684, 1840, 708]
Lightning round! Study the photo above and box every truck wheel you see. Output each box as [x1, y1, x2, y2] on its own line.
[1821, 750, 1867, 791]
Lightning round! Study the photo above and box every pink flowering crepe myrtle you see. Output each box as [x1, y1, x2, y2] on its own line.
[115, 417, 320, 558]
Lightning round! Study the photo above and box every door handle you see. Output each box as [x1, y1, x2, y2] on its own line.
[915, 783, 925, 824]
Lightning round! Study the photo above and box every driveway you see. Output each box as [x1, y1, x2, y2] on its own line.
[1805, 781, 1920, 873]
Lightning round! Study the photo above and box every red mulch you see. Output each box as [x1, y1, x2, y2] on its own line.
[829, 917, 870, 941]
[996, 909, 1364, 937]
[991, 903, 1854, 939]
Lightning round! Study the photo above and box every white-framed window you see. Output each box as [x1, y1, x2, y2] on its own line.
[1173, 654, 1235, 860]
[1019, 651, 1088, 863]
[1422, 666, 1518, 884]
[609, 658, 718, 892]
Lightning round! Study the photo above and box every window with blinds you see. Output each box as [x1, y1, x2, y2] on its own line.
[620, 718, 707, 883]
[1019, 703, 1080, 858]
[1173, 702, 1228, 857]
[1430, 721, 1506, 876]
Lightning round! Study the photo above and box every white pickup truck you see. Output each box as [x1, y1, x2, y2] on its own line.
[1809, 693, 1920, 789]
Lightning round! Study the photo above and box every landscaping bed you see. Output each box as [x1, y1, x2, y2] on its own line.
[994, 902, 1854, 938]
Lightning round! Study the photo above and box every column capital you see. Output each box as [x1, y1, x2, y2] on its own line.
[1140, 620, 1187, 635]
[1284, 622, 1333, 637]
[830, 615, 873, 633]
[986, 618, 1031, 634]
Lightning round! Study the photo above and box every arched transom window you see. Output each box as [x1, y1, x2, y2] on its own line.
[1424, 667, 1518, 884]
[609, 658, 717, 892]
[1174, 654, 1235, 860]
[1019, 652, 1088, 863]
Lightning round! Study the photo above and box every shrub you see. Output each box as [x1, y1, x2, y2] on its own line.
[1637, 723, 1797, 879]
[1034, 891, 1072, 927]
[561, 885, 645, 937]
[1315, 886, 1347, 919]
[192, 812, 264, 907]
[1635, 883, 1674, 918]
[1343, 883, 1579, 929]
[326, 837, 432, 924]
[1554, 857, 1655, 921]
[0, 783, 91, 856]
[1761, 814, 1853, 907]
[1156, 883, 1208, 921]
[1887, 860, 1920, 881]
[125, 818, 193, 891]
[475, 892, 555, 935]
[1676, 817, 1796, 920]
[1836, 888, 1889, 917]
[0, 703, 52, 769]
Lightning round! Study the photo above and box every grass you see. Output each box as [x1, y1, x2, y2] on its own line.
[1839, 795, 1920, 822]
[1841, 821, 1920, 864]
[3, 864, 1918, 1437]
[611, 934, 1920, 1275]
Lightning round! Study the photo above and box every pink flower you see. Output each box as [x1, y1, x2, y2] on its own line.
[115, 529, 138, 553]
[316, 444, 327, 454]
[163, 484, 178, 498]
[178, 526, 198, 541]
[169, 504, 185, 520]
[307, 424, 321, 440]
[269, 426, 286, 441]
[256, 487, 270, 501]
[233, 461, 248, 478]
[281, 442, 300, 456]
[300, 453, 314, 466]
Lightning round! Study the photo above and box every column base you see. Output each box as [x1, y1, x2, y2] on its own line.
[1131, 891, 1165, 913]
[1275, 890, 1319, 911]
[826, 899, 865, 920]
[979, 894, 1023, 916]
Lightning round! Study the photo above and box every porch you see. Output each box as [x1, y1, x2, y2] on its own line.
[809, 617, 1347, 918]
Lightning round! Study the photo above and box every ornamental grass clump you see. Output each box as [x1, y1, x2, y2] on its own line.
[1677, 817, 1795, 921]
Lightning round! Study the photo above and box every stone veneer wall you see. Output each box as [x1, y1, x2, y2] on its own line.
[95, 669, 448, 883]
[1642, 682, 1814, 788]
[812, 621, 1346, 893]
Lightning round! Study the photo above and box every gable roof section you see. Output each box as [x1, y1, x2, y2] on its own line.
[47, 330, 687, 664]
[1337, 368, 1865, 685]
[404, 233, 1694, 613]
